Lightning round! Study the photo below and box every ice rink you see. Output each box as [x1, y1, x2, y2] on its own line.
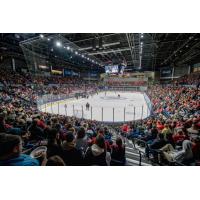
[42, 91, 150, 122]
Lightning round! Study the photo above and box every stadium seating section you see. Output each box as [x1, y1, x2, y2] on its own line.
[0, 68, 199, 166]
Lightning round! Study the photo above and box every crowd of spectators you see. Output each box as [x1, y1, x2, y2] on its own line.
[173, 71, 200, 86]
[123, 73, 200, 165]
[0, 68, 125, 166]
[0, 67, 200, 166]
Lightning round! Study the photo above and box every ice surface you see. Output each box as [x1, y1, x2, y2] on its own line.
[42, 91, 150, 122]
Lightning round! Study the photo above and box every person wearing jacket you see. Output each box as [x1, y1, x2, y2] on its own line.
[160, 140, 194, 164]
[75, 127, 88, 153]
[0, 133, 39, 166]
[111, 137, 125, 166]
[146, 133, 168, 159]
[84, 135, 110, 166]
[173, 129, 187, 145]
[28, 119, 44, 140]
[46, 128, 63, 159]
[62, 132, 83, 166]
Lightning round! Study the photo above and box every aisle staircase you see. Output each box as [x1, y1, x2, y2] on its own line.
[110, 128, 152, 166]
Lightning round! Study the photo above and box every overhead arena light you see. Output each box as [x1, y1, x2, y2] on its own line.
[79, 42, 120, 51]
[40, 34, 44, 38]
[47, 38, 51, 41]
[75, 51, 78, 55]
[56, 41, 62, 47]
[67, 46, 70, 50]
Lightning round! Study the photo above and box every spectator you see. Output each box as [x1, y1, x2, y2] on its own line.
[161, 124, 172, 139]
[0, 133, 39, 166]
[150, 134, 167, 150]
[111, 137, 126, 166]
[160, 140, 194, 164]
[62, 132, 83, 166]
[46, 128, 63, 159]
[75, 127, 88, 152]
[28, 119, 44, 140]
[46, 156, 65, 166]
[0, 115, 6, 133]
[84, 135, 110, 166]
[173, 129, 187, 145]
[192, 137, 200, 160]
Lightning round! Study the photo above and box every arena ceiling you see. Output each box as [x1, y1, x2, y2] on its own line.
[0, 33, 200, 72]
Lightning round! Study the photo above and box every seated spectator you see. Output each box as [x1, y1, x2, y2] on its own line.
[166, 133, 175, 148]
[151, 125, 159, 140]
[145, 133, 168, 160]
[46, 128, 63, 159]
[37, 116, 46, 130]
[84, 135, 110, 166]
[28, 119, 44, 140]
[45, 156, 66, 166]
[104, 127, 112, 141]
[150, 134, 167, 150]
[62, 132, 83, 166]
[0, 115, 6, 133]
[173, 129, 187, 145]
[192, 137, 200, 160]
[0, 133, 39, 166]
[75, 127, 88, 152]
[121, 124, 129, 136]
[161, 124, 172, 140]
[187, 123, 200, 135]
[141, 125, 158, 144]
[156, 121, 164, 131]
[111, 137, 125, 166]
[160, 140, 194, 164]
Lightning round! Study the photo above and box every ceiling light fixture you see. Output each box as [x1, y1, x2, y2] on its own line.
[56, 41, 62, 47]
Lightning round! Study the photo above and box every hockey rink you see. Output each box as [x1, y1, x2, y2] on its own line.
[41, 91, 150, 122]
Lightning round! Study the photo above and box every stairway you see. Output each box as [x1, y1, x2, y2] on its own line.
[110, 128, 152, 166]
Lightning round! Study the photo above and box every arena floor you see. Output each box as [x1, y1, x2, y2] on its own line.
[43, 91, 150, 122]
